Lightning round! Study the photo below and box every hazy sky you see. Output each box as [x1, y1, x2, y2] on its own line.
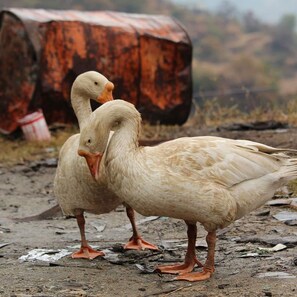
[171, 0, 297, 24]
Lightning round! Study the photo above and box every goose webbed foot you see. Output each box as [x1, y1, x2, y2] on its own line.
[71, 245, 105, 259]
[156, 256, 203, 275]
[124, 236, 159, 250]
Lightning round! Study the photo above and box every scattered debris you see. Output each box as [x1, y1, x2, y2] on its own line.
[135, 263, 155, 274]
[0, 227, 10, 233]
[218, 120, 288, 131]
[255, 209, 270, 216]
[19, 249, 71, 262]
[218, 283, 230, 289]
[238, 252, 266, 258]
[290, 198, 297, 210]
[273, 211, 297, 222]
[90, 222, 106, 232]
[102, 249, 121, 264]
[258, 243, 287, 252]
[266, 198, 292, 206]
[0, 243, 11, 249]
[255, 272, 296, 279]
[27, 158, 58, 172]
[55, 288, 87, 297]
[262, 289, 272, 297]
[236, 235, 297, 247]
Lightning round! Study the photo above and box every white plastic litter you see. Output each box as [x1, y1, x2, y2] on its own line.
[255, 272, 296, 279]
[258, 243, 287, 252]
[19, 248, 71, 262]
[17, 109, 51, 141]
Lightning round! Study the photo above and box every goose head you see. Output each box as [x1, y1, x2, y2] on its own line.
[71, 71, 114, 103]
[78, 100, 139, 179]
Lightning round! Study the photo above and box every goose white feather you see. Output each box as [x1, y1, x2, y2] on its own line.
[54, 73, 156, 259]
[79, 99, 297, 280]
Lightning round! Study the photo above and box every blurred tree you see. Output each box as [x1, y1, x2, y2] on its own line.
[216, 0, 238, 22]
[192, 63, 218, 94]
[271, 14, 296, 53]
[242, 11, 262, 33]
[226, 55, 279, 90]
[196, 35, 226, 62]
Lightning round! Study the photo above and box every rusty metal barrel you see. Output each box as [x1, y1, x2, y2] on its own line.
[0, 8, 192, 134]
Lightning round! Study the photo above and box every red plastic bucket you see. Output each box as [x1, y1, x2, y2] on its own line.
[18, 109, 51, 141]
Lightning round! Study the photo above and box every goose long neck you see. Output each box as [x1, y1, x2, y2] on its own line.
[71, 93, 92, 130]
[107, 115, 140, 159]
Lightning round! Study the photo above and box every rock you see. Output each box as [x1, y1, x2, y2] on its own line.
[266, 199, 292, 206]
[218, 120, 288, 132]
[255, 209, 270, 216]
[135, 263, 155, 274]
[0, 8, 192, 134]
[0, 243, 11, 249]
[290, 198, 297, 210]
[236, 235, 297, 247]
[273, 211, 297, 222]
[218, 283, 230, 289]
[56, 289, 87, 297]
[255, 272, 296, 279]
[284, 220, 297, 226]
[263, 289, 272, 297]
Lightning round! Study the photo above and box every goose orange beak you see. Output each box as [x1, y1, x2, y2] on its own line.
[78, 150, 103, 180]
[97, 81, 114, 103]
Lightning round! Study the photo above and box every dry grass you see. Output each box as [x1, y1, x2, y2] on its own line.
[188, 97, 297, 128]
[0, 126, 78, 166]
[0, 98, 297, 166]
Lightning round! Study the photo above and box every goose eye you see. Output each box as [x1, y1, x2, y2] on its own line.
[94, 82, 98, 85]
[87, 139, 91, 144]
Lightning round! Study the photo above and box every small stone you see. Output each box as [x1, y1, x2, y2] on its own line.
[285, 220, 297, 226]
[255, 271, 296, 279]
[255, 209, 270, 216]
[263, 289, 272, 297]
[266, 199, 292, 206]
[273, 211, 297, 222]
[218, 283, 229, 289]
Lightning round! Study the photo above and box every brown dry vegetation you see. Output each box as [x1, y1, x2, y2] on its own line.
[1, 99, 297, 164]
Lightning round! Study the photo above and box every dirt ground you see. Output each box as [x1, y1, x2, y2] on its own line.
[0, 127, 297, 297]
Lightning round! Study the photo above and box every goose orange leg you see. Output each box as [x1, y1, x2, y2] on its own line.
[176, 231, 216, 281]
[156, 222, 203, 275]
[124, 205, 158, 250]
[71, 213, 104, 259]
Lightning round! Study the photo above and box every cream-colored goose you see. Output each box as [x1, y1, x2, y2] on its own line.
[78, 99, 297, 281]
[54, 73, 157, 259]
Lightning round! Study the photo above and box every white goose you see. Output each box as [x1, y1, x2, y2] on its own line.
[78, 99, 297, 281]
[54, 73, 157, 259]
